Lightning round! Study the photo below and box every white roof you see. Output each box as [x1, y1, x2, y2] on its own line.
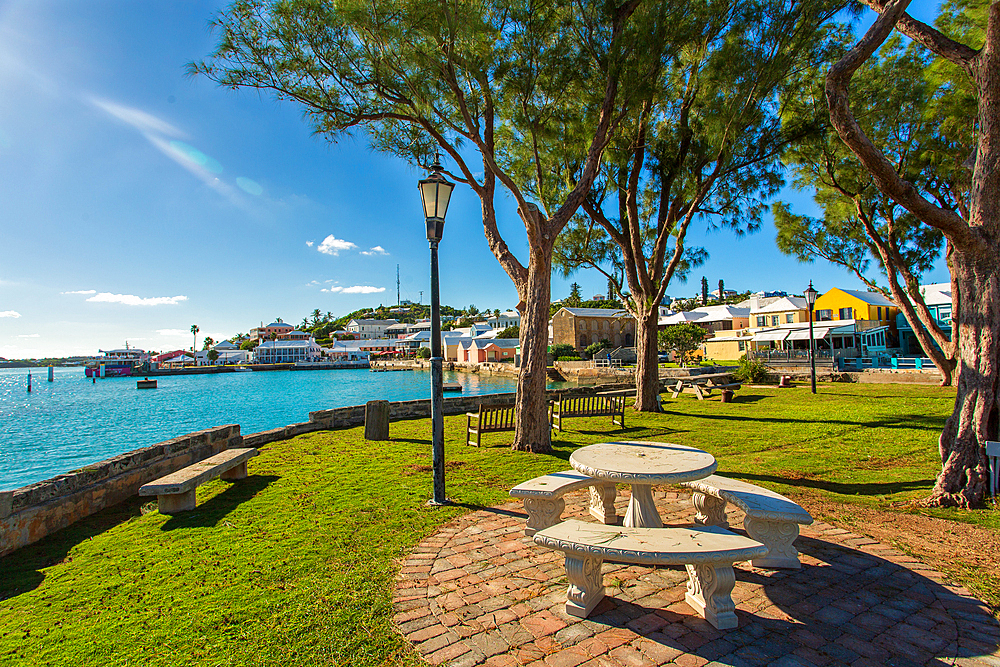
[918, 283, 952, 307]
[837, 289, 896, 306]
[560, 307, 630, 318]
[348, 319, 399, 326]
[752, 296, 808, 314]
[213, 340, 239, 350]
[659, 304, 749, 326]
[258, 339, 316, 349]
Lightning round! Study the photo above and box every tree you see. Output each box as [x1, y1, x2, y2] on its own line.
[718, 279, 725, 300]
[657, 323, 707, 367]
[497, 326, 520, 339]
[207, 349, 220, 364]
[193, 0, 672, 453]
[202, 336, 215, 350]
[190, 324, 199, 361]
[585, 339, 613, 357]
[701, 277, 709, 306]
[775, 36, 958, 384]
[552, 0, 848, 411]
[549, 343, 579, 359]
[240, 339, 259, 351]
[566, 283, 584, 307]
[824, 0, 995, 507]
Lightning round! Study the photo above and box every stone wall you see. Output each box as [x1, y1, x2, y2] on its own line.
[0, 425, 242, 558]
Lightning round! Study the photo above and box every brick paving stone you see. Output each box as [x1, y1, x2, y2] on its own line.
[392, 494, 994, 667]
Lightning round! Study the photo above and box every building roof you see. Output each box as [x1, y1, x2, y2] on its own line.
[348, 318, 399, 326]
[835, 289, 896, 307]
[213, 340, 239, 350]
[659, 304, 749, 326]
[257, 340, 318, 349]
[559, 307, 630, 318]
[265, 322, 293, 328]
[479, 338, 520, 349]
[918, 283, 952, 307]
[753, 296, 808, 314]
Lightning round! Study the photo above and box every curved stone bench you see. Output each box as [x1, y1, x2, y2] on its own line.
[681, 474, 813, 569]
[533, 519, 767, 629]
[510, 471, 616, 536]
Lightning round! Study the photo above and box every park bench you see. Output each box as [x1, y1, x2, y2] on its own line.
[670, 373, 741, 401]
[509, 471, 617, 535]
[680, 474, 813, 569]
[550, 394, 625, 431]
[533, 519, 767, 629]
[139, 448, 259, 515]
[466, 403, 516, 447]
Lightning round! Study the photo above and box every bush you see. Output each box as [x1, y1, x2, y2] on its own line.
[556, 356, 581, 361]
[417, 347, 431, 359]
[585, 339, 613, 357]
[733, 355, 769, 383]
[496, 326, 520, 339]
[549, 343, 577, 359]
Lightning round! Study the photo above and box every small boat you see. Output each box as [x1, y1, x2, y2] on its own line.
[137, 378, 157, 389]
[233, 367, 253, 372]
[442, 382, 462, 392]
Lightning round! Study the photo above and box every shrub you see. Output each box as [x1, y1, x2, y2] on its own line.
[549, 343, 577, 359]
[417, 347, 431, 359]
[585, 339, 613, 357]
[733, 355, 769, 383]
[556, 356, 581, 361]
[496, 326, 520, 339]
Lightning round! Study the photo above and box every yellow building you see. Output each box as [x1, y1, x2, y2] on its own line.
[812, 288, 897, 327]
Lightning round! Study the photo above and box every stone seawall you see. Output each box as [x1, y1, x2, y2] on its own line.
[0, 386, 637, 557]
[0, 425, 242, 557]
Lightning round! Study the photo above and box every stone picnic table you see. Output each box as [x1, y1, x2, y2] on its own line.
[569, 440, 717, 528]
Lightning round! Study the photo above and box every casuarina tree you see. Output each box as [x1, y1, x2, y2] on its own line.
[191, 0, 674, 453]
[825, 0, 996, 507]
[551, 0, 852, 411]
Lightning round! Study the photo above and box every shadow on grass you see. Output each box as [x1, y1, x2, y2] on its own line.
[0, 495, 147, 601]
[727, 471, 935, 497]
[658, 409, 945, 432]
[160, 474, 278, 531]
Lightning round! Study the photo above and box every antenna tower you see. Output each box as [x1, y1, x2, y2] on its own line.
[397, 264, 401, 306]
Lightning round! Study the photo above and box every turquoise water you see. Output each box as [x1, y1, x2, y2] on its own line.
[0, 366, 541, 491]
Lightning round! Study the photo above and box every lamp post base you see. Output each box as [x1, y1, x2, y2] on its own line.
[426, 498, 453, 507]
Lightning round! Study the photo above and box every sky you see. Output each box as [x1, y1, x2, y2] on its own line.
[0, 0, 948, 358]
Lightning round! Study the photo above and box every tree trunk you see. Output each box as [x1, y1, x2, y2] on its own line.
[633, 309, 661, 411]
[925, 250, 999, 508]
[512, 248, 554, 453]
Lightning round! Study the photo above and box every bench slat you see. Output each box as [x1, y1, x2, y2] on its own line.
[139, 448, 259, 496]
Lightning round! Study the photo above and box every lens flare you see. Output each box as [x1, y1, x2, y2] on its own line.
[236, 177, 263, 195]
[168, 141, 223, 174]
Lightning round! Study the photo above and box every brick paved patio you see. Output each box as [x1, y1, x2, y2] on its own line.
[393, 488, 1000, 667]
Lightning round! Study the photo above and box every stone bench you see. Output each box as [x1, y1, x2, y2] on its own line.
[466, 403, 516, 447]
[139, 448, 259, 514]
[550, 395, 625, 431]
[533, 519, 767, 629]
[681, 474, 813, 569]
[509, 471, 617, 535]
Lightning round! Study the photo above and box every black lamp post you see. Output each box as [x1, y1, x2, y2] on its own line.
[804, 281, 818, 394]
[418, 156, 455, 505]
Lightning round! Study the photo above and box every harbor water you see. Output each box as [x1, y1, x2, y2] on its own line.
[0, 366, 559, 491]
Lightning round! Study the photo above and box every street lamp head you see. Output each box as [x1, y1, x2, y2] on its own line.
[418, 157, 455, 243]
[804, 281, 818, 307]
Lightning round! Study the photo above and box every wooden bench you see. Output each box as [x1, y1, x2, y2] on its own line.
[139, 448, 259, 514]
[533, 519, 767, 629]
[680, 474, 813, 569]
[509, 471, 617, 535]
[550, 394, 625, 431]
[988, 440, 1000, 498]
[466, 403, 516, 447]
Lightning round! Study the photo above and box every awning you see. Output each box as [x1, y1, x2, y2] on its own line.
[753, 330, 788, 342]
[786, 327, 832, 341]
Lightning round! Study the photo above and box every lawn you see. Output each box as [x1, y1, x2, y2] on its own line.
[1, 382, 996, 666]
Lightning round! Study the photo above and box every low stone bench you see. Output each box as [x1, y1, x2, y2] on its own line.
[533, 519, 767, 629]
[681, 474, 813, 569]
[510, 471, 617, 535]
[139, 448, 259, 514]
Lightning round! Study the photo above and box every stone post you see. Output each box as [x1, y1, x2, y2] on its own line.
[364, 400, 390, 441]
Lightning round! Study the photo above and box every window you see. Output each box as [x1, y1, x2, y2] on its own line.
[756, 316, 766, 327]
[839, 307, 853, 320]
[938, 306, 952, 323]
[816, 309, 833, 321]
[786, 313, 794, 323]
[771, 315, 779, 326]
[737, 341, 745, 352]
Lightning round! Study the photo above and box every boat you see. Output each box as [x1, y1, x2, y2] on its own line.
[233, 367, 253, 372]
[136, 378, 157, 389]
[85, 345, 150, 378]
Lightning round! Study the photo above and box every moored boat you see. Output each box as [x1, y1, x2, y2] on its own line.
[85, 346, 150, 378]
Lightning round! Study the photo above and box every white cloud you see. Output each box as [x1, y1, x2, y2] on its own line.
[317, 235, 357, 256]
[88, 97, 187, 138]
[305, 241, 315, 247]
[61, 289, 97, 295]
[324, 285, 385, 294]
[17, 333, 39, 338]
[361, 246, 389, 256]
[0, 310, 21, 318]
[87, 293, 188, 306]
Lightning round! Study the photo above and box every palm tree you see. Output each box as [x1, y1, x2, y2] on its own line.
[190, 324, 200, 365]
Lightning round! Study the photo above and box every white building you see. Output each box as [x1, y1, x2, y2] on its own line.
[254, 338, 321, 364]
[486, 310, 521, 330]
[345, 319, 399, 339]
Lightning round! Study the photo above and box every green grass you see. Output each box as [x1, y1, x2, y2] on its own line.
[1, 382, 996, 666]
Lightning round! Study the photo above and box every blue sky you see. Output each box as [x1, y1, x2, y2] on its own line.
[0, 0, 947, 358]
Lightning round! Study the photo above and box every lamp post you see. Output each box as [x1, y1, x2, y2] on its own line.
[804, 281, 818, 394]
[419, 156, 455, 505]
